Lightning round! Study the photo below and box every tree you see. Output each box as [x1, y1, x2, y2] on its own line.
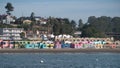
[86, 16, 112, 36]
[70, 20, 76, 28]
[30, 12, 35, 21]
[70, 20, 76, 33]
[87, 16, 96, 25]
[30, 12, 37, 33]
[20, 32, 25, 39]
[81, 24, 106, 38]
[63, 18, 70, 24]
[47, 17, 75, 35]
[111, 17, 120, 40]
[111, 17, 120, 32]
[96, 16, 111, 32]
[5, 2, 14, 15]
[78, 19, 84, 30]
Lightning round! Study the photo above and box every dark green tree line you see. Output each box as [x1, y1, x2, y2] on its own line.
[79, 16, 120, 40]
[47, 17, 76, 35]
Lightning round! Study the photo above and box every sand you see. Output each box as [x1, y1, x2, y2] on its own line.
[0, 48, 120, 53]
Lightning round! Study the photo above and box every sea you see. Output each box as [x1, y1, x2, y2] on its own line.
[0, 53, 120, 68]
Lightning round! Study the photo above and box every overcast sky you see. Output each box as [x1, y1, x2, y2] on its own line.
[0, 0, 120, 23]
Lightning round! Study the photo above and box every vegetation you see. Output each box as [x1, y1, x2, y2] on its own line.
[46, 17, 76, 35]
[80, 16, 120, 40]
[5, 2, 14, 15]
[0, 24, 16, 28]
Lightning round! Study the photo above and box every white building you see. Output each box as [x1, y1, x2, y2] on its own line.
[2, 15, 15, 24]
[0, 28, 24, 40]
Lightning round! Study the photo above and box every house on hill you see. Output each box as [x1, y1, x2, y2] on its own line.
[0, 14, 15, 24]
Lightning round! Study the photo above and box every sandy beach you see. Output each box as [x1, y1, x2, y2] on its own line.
[0, 48, 120, 53]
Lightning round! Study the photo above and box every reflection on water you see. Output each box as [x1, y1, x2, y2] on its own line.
[0, 53, 120, 68]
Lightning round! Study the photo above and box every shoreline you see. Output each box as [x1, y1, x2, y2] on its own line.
[0, 48, 120, 53]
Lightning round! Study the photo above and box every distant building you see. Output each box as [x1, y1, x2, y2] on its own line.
[0, 14, 15, 24]
[25, 30, 48, 40]
[74, 31, 82, 35]
[0, 14, 7, 24]
[23, 20, 32, 24]
[0, 28, 24, 40]
[74, 31, 82, 37]
[40, 20, 47, 24]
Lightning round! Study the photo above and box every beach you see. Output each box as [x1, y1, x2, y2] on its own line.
[0, 48, 120, 53]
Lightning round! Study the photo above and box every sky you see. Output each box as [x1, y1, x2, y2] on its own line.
[0, 0, 120, 23]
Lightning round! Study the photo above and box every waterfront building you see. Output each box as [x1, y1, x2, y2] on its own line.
[0, 28, 24, 40]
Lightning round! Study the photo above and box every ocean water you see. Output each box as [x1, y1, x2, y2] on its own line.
[0, 53, 120, 68]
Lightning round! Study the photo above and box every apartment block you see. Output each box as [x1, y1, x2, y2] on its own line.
[0, 28, 24, 40]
